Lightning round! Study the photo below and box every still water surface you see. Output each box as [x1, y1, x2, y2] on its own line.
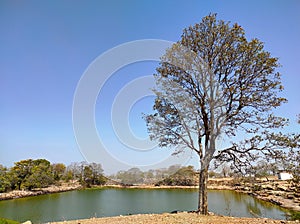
[0, 188, 290, 223]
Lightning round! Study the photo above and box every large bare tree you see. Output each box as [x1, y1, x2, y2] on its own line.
[144, 14, 294, 214]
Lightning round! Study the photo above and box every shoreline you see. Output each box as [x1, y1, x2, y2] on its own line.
[0, 183, 81, 201]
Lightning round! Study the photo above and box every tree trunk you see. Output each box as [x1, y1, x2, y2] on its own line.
[197, 165, 209, 215]
[17, 182, 21, 190]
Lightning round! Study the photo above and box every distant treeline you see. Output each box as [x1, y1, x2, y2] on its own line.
[109, 165, 198, 186]
[0, 159, 106, 192]
[0, 159, 205, 192]
[1, 159, 256, 193]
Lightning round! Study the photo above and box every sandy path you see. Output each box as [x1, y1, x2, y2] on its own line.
[51, 212, 298, 224]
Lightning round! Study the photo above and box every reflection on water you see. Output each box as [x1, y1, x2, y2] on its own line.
[223, 190, 232, 216]
[0, 189, 291, 223]
[246, 200, 262, 217]
[209, 190, 289, 220]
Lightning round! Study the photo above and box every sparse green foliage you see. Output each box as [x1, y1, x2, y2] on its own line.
[63, 170, 74, 182]
[79, 163, 106, 187]
[0, 165, 11, 192]
[89, 163, 106, 185]
[82, 165, 93, 187]
[52, 163, 66, 181]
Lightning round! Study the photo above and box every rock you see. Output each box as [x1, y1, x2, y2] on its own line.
[295, 193, 300, 198]
[286, 194, 294, 199]
[263, 185, 275, 191]
[269, 198, 282, 206]
[260, 193, 270, 197]
[274, 191, 283, 196]
[277, 186, 288, 191]
[293, 198, 300, 204]
[22, 221, 32, 224]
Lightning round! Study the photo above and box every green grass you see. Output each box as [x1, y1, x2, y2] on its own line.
[290, 211, 300, 221]
[0, 218, 20, 224]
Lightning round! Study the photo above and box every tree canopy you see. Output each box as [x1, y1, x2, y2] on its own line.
[0, 159, 107, 192]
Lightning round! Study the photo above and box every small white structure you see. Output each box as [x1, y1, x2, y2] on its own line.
[278, 171, 293, 180]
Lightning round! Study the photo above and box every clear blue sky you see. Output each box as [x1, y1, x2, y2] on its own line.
[1, 1, 299, 173]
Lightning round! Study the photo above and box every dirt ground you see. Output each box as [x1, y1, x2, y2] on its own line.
[51, 212, 298, 224]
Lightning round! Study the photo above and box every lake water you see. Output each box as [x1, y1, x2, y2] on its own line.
[0, 188, 290, 223]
